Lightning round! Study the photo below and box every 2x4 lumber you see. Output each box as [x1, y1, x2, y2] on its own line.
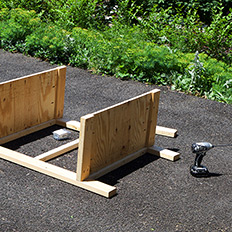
[147, 145, 180, 161]
[145, 90, 160, 147]
[34, 139, 79, 161]
[156, 126, 177, 137]
[56, 118, 81, 131]
[0, 146, 116, 198]
[54, 66, 66, 119]
[76, 114, 95, 181]
[0, 119, 56, 145]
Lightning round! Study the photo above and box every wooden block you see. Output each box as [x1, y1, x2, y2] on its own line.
[156, 126, 177, 137]
[35, 139, 79, 161]
[56, 118, 81, 131]
[0, 146, 116, 198]
[147, 145, 180, 161]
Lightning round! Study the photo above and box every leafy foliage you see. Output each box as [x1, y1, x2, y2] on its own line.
[0, 2, 232, 104]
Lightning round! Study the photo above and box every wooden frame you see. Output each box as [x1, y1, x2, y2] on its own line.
[0, 66, 180, 198]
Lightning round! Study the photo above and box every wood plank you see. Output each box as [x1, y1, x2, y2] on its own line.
[34, 139, 79, 161]
[0, 67, 65, 138]
[56, 118, 81, 131]
[0, 81, 14, 137]
[92, 90, 159, 115]
[54, 66, 66, 119]
[146, 90, 160, 147]
[78, 90, 160, 179]
[0, 146, 116, 198]
[156, 126, 177, 137]
[0, 119, 56, 145]
[12, 70, 57, 132]
[0, 66, 66, 86]
[90, 90, 160, 174]
[147, 145, 180, 161]
[76, 114, 95, 181]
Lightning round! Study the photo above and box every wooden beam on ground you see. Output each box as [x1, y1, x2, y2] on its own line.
[156, 126, 178, 137]
[147, 145, 180, 161]
[35, 139, 79, 161]
[0, 146, 116, 198]
[56, 118, 81, 131]
[0, 119, 56, 145]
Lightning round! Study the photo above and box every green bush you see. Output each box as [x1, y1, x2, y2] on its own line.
[139, 5, 232, 65]
[0, 0, 64, 20]
[0, 8, 41, 51]
[0, 7, 231, 104]
[25, 26, 71, 64]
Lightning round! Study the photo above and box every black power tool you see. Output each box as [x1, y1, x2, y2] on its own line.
[190, 142, 232, 177]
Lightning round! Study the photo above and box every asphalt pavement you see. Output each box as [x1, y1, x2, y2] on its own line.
[0, 49, 232, 232]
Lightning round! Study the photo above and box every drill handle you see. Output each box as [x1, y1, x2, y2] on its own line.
[194, 152, 205, 167]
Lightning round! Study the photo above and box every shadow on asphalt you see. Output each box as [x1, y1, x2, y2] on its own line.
[98, 153, 160, 186]
[2, 125, 65, 150]
[192, 172, 223, 178]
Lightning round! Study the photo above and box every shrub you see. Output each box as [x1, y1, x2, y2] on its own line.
[0, 7, 231, 104]
[0, 8, 41, 51]
[25, 26, 71, 64]
[140, 5, 232, 65]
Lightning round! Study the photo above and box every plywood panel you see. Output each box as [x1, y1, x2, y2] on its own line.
[0, 82, 14, 137]
[77, 90, 160, 180]
[0, 66, 66, 138]
[55, 67, 66, 118]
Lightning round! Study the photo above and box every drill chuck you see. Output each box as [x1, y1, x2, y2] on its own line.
[191, 142, 214, 153]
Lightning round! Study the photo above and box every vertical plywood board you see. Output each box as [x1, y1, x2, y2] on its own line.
[54, 67, 66, 118]
[0, 66, 66, 138]
[77, 89, 160, 180]
[76, 114, 95, 181]
[145, 91, 160, 147]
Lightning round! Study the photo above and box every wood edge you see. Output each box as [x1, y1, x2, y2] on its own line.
[156, 126, 178, 137]
[54, 66, 66, 119]
[91, 89, 160, 116]
[76, 114, 95, 181]
[34, 139, 79, 161]
[56, 118, 81, 131]
[88, 148, 147, 180]
[145, 90, 160, 147]
[0, 66, 66, 85]
[147, 145, 180, 161]
[0, 146, 116, 198]
[0, 119, 56, 145]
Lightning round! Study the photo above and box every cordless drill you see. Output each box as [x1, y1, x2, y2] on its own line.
[190, 142, 232, 177]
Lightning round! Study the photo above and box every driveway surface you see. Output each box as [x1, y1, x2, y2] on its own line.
[0, 49, 231, 232]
